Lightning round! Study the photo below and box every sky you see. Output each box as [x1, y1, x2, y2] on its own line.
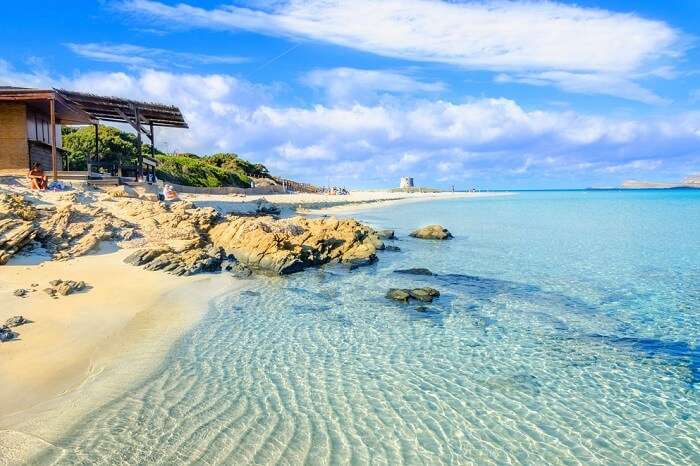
[2, 0, 699, 189]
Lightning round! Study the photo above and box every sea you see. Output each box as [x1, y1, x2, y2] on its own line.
[33, 190, 700, 465]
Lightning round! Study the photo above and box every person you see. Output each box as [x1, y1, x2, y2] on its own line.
[27, 162, 48, 190]
[163, 184, 178, 201]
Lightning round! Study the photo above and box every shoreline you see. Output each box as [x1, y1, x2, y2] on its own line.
[0, 186, 505, 463]
[0, 247, 246, 463]
[302, 191, 514, 215]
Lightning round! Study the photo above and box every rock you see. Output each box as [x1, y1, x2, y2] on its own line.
[255, 199, 281, 216]
[416, 306, 430, 313]
[43, 287, 57, 297]
[5, 315, 28, 327]
[409, 225, 453, 240]
[384, 245, 401, 252]
[0, 326, 17, 342]
[49, 279, 62, 286]
[376, 229, 395, 240]
[105, 185, 139, 198]
[55, 280, 86, 296]
[408, 287, 440, 303]
[209, 215, 381, 275]
[386, 288, 412, 303]
[13, 288, 28, 297]
[386, 287, 441, 304]
[394, 268, 435, 276]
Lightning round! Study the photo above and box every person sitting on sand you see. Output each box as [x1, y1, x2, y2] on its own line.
[27, 162, 48, 190]
[163, 184, 178, 201]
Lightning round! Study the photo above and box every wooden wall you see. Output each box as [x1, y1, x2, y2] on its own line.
[0, 102, 29, 173]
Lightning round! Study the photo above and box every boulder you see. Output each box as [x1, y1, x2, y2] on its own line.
[208, 215, 380, 275]
[44, 279, 87, 296]
[5, 315, 28, 327]
[0, 326, 17, 342]
[394, 268, 435, 276]
[409, 225, 453, 240]
[386, 288, 412, 303]
[376, 229, 395, 240]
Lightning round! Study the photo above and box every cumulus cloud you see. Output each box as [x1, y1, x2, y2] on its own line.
[66, 43, 248, 68]
[303, 68, 444, 103]
[1, 61, 698, 187]
[118, 0, 685, 102]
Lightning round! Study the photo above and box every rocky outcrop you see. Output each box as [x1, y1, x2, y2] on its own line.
[386, 287, 440, 303]
[124, 242, 224, 276]
[0, 194, 38, 264]
[116, 200, 218, 242]
[0, 193, 137, 263]
[410, 225, 453, 240]
[209, 215, 381, 274]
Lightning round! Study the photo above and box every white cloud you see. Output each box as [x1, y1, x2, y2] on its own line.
[66, 43, 247, 68]
[303, 67, 444, 103]
[118, 0, 687, 102]
[1, 61, 698, 187]
[120, 0, 681, 73]
[495, 71, 668, 104]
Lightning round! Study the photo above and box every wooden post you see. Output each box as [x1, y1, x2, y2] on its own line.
[135, 107, 143, 182]
[150, 122, 155, 157]
[49, 98, 57, 181]
[93, 123, 99, 175]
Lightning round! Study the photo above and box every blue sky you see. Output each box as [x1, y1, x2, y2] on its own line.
[2, 0, 699, 189]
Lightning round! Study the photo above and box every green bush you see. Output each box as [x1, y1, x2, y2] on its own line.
[61, 125, 270, 188]
[155, 155, 251, 188]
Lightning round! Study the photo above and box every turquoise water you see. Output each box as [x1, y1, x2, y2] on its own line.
[36, 191, 699, 464]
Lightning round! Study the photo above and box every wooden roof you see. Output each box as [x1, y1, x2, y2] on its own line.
[58, 89, 188, 128]
[0, 87, 188, 128]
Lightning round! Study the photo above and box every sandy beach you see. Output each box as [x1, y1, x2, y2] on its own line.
[0, 184, 506, 463]
[0, 245, 244, 463]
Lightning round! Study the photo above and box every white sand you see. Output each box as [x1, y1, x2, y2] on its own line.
[0, 247, 245, 463]
[180, 190, 511, 217]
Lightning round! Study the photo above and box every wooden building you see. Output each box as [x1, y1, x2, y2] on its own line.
[0, 87, 187, 181]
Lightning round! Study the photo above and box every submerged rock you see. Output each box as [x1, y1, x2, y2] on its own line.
[394, 268, 435, 276]
[408, 287, 440, 302]
[386, 288, 412, 303]
[5, 315, 28, 327]
[386, 287, 441, 304]
[409, 225, 453, 240]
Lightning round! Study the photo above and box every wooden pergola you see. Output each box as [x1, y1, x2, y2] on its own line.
[0, 87, 187, 180]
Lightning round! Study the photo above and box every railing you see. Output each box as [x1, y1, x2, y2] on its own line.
[271, 177, 322, 193]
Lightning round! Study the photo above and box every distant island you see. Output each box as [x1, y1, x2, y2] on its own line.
[621, 173, 700, 189]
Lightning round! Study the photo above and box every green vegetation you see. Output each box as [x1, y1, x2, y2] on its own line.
[155, 155, 251, 188]
[61, 125, 270, 188]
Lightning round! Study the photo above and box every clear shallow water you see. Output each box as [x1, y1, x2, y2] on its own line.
[34, 191, 699, 465]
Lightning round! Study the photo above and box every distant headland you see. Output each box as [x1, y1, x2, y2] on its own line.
[621, 173, 700, 189]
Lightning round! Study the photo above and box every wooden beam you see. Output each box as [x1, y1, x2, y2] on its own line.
[115, 108, 152, 138]
[50, 98, 57, 181]
[135, 106, 143, 181]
